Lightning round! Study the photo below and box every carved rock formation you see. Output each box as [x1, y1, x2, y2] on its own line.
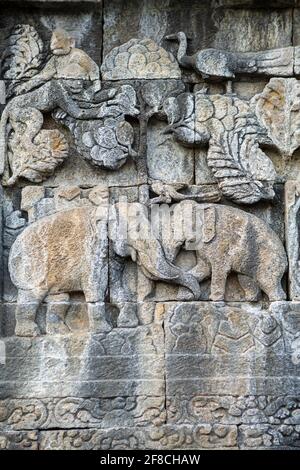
[1, 1, 300, 452]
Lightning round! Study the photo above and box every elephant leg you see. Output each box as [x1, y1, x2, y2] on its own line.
[210, 264, 230, 301]
[189, 256, 211, 282]
[87, 303, 112, 333]
[15, 288, 47, 337]
[237, 274, 260, 301]
[46, 294, 70, 335]
[256, 277, 286, 301]
[83, 259, 108, 303]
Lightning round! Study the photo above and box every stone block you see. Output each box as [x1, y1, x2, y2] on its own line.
[0, 318, 165, 399]
[147, 120, 194, 184]
[0, 396, 166, 430]
[212, 8, 292, 52]
[164, 302, 300, 396]
[239, 424, 300, 449]
[167, 395, 300, 426]
[285, 181, 300, 300]
[0, 431, 38, 450]
[1, 0, 300, 451]
[39, 424, 237, 449]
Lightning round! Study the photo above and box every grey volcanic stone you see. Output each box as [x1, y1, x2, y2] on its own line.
[2, 0, 300, 452]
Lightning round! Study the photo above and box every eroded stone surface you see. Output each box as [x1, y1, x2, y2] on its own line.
[165, 302, 300, 396]
[1, 0, 300, 452]
[101, 38, 181, 80]
[285, 181, 300, 300]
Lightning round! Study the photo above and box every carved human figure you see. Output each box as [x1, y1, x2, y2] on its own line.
[0, 29, 115, 183]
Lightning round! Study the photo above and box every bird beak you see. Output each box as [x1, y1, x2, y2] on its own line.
[165, 34, 177, 40]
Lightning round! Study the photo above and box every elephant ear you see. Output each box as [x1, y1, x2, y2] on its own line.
[202, 206, 216, 243]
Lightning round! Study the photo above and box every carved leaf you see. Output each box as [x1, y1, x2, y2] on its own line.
[101, 37, 181, 80]
[163, 97, 181, 125]
[115, 85, 139, 116]
[98, 85, 139, 119]
[254, 77, 300, 158]
[53, 84, 138, 170]
[163, 93, 196, 145]
[207, 127, 275, 204]
[1, 24, 44, 80]
[142, 80, 185, 112]
[116, 121, 134, 146]
[7, 129, 68, 185]
[66, 119, 134, 170]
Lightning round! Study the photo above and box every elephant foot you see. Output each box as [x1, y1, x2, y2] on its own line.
[259, 283, 286, 301]
[268, 293, 286, 302]
[209, 293, 226, 302]
[88, 303, 113, 333]
[15, 321, 40, 337]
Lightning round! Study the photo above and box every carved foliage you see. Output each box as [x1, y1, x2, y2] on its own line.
[101, 38, 181, 80]
[7, 126, 68, 185]
[254, 77, 300, 159]
[57, 85, 139, 170]
[163, 92, 276, 204]
[1, 24, 44, 96]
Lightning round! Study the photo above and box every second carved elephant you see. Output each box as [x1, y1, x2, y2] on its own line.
[154, 201, 287, 302]
[8, 201, 287, 336]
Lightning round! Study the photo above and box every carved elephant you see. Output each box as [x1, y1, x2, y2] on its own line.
[9, 204, 201, 336]
[159, 201, 287, 301]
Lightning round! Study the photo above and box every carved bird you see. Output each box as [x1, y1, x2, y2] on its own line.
[165, 32, 257, 93]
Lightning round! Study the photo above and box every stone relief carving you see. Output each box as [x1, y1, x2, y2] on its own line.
[0, 27, 139, 185]
[253, 78, 300, 160]
[101, 38, 181, 80]
[165, 302, 292, 356]
[165, 32, 294, 82]
[163, 90, 277, 204]
[2, 3, 300, 451]
[285, 181, 300, 301]
[158, 201, 286, 301]
[53, 84, 139, 170]
[8, 194, 202, 336]
[149, 181, 221, 204]
[8, 191, 287, 336]
[9, 212, 108, 335]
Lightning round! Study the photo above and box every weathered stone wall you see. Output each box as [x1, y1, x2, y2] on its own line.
[1, 0, 300, 450]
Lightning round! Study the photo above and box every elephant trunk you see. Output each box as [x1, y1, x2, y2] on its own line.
[134, 239, 201, 299]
